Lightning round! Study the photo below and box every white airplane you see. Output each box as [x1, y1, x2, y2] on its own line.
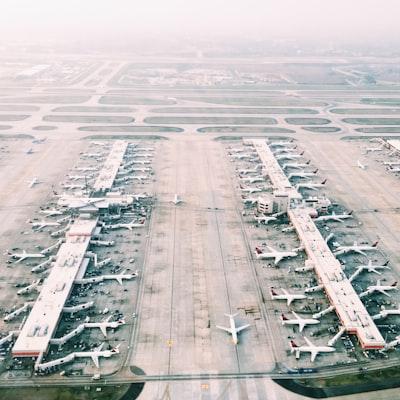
[172, 194, 182, 205]
[75, 270, 138, 286]
[296, 179, 327, 191]
[17, 279, 41, 295]
[372, 305, 400, 320]
[314, 211, 353, 223]
[136, 147, 154, 151]
[80, 152, 105, 158]
[36, 343, 120, 371]
[276, 152, 305, 161]
[289, 337, 335, 362]
[383, 161, 400, 166]
[131, 175, 148, 181]
[387, 166, 400, 173]
[242, 196, 259, 205]
[25, 148, 34, 155]
[269, 140, 295, 148]
[27, 177, 40, 188]
[229, 147, 246, 153]
[30, 219, 61, 231]
[6, 250, 46, 263]
[255, 246, 298, 265]
[83, 317, 125, 338]
[237, 165, 262, 175]
[240, 175, 264, 184]
[281, 311, 320, 332]
[74, 167, 99, 172]
[359, 280, 398, 298]
[348, 260, 390, 282]
[39, 208, 64, 217]
[357, 160, 367, 170]
[90, 239, 115, 247]
[130, 167, 152, 173]
[333, 240, 378, 256]
[63, 301, 94, 315]
[67, 174, 93, 181]
[240, 185, 262, 194]
[132, 193, 149, 201]
[288, 170, 318, 180]
[365, 146, 383, 153]
[62, 183, 86, 190]
[254, 212, 283, 224]
[282, 161, 311, 170]
[230, 153, 256, 160]
[270, 288, 307, 306]
[91, 141, 108, 146]
[104, 219, 145, 231]
[216, 313, 250, 345]
[130, 160, 151, 165]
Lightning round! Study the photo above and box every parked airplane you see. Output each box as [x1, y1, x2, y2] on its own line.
[27, 177, 40, 188]
[348, 260, 390, 282]
[104, 219, 145, 231]
[357, 160, 367, 170]
[269, 140, 295, 148]
[314, 211, 353, 223]
[276, 152, 304, 161]
[74, 167, 99, 172]
[372, 305, 400, 320]
[387, 166, 400, 173]
[281, 311, 320, 332]
[172, 194, 182, 205]
[67, 174, 93, 181]
[254, 212, 283, 225]
[240, 175, 264, 184]
[333, 241, 378, 256]
[288, 170, 318, 180]
[39, 208, 64, 217]
[296, 179, 327, 191]
[365, 146, 383, 153]
[383, 161, 400, 166]
[289, 337, 335, 362]
[242, 196, 259, 205]
[25, 148, 34, 155]
[75, 270, 138, 286]
[359, 280, 398, 298]
[230, 153, 256, 160]
[31, 257, 55, 273]
[255, 246, 298, 265]
[6, 250, 46, 263]
[17, 279, 41, 295]
[237, 165, 262, 175]
[270, 288, 307, 306]
[30, 219, 61, 231]
[4, 303, 31, 322]
[216, 313, 250, 345]
[62, 183, 86, 190]
[240, 185, 262, 194]
[91, 141, 107, 146]
[131, 175, 148, 181]
[282, 161, 311, 170]
[36, 343, 120, 371]
[132, 193, 149, 201]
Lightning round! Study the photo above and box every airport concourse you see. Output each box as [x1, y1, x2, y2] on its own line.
[1, 1, 400, 399]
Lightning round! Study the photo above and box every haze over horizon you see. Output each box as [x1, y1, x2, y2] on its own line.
[0, 0, 399, 51]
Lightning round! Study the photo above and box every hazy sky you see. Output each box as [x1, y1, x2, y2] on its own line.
[0, 0, 399, 45]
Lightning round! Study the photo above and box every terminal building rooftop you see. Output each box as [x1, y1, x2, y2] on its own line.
[93, 140, 128, 193]
[250, 139, 385, 349]
[12, 217, 98, 358]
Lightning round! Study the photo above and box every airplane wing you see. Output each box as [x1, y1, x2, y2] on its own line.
[354, 249, 366, 256]
[91, 354, 100, 368]
[216, 325, 232, 334]
[378, 289, 392, 297]
[115, 276, 123, 285]
[100, 326, 107, 338]
[310, 350, 318, 363]
[304, 337, 313, 347]
[274, 255, 284, 265]
[298, 321, 305, 333]
[235, 324, 250, 334]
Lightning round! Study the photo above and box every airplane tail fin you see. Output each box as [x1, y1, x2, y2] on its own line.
[300, 151, 305, 155]
[270, 288, 278, 296]
[306, 160, 311, 164]
[289, 340, 298, 349]
[321, 179, 327, 185]
[255, 247, 263, 255]
[372, 241, 379, 247]
[313, 169, 318, 174]
[392, 282, 398, 287]
[281, 313, 288, 321]
[224, 312, 239, 318]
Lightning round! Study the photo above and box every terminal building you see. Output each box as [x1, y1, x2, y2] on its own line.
[251, 139, 385, 349]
